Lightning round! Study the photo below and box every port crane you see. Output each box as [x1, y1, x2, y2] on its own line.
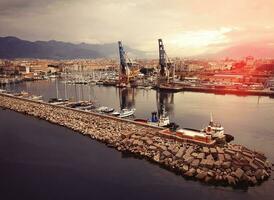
[157, 39, 175, 85]
[118, 41, 138, 86]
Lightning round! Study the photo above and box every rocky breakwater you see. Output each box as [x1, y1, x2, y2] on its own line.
[0, 94, 272, 187]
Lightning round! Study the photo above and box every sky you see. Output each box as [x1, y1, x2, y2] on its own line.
[0, 0, 274, 57]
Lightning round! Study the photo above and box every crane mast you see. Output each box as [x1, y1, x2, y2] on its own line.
[118, 41, 132, 86]
[157, 39, 174, 85]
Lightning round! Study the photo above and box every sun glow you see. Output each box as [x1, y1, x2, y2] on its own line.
[169, 27, 232, 48]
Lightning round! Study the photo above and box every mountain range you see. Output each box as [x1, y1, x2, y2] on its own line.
[0, 36, 144, 59]
[0, 36, 273, 59]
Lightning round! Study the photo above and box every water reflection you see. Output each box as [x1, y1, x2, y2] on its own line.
[116, 87, 175, 118]
[156, 91, 174, 117]
[117, 88, 136, 110]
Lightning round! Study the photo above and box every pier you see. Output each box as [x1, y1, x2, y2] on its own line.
[0, 93, 272, 187]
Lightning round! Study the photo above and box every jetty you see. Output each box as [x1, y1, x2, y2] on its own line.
[0, 93, 272, 187]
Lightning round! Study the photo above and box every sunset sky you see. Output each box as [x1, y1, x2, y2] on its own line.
[0, 0, 273, 56]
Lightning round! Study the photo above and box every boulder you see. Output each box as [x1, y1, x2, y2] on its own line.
[206, 159, 214, 169]
[250, 176, 257, 185]
[255, 169, 264, 180]
[216, 147, 224, 154]
[185, 168, 196, 177]
[162, 150, 172, 158]
[197, 153, 205, 159]
[222, 161, 231, 169]
[206, 154, 214, 160]
[218, 154, 225, 162]
[185, 156, 195, 165]
[185, 147, 194, 155]
[227, 175, 236, 185]
[234, 168, 244, 179]
[175, 147, 186, 158]
[203, 147, 210, 154]
[210, 148, 217, 154]
[191, 159, 200, 168]
[205, 176, 212, 183]
[196, 171, 207, 180]
[182, 165, 189, 172]
[149, 145, 157, 150]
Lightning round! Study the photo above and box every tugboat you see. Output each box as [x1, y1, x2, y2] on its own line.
[201, 113, 234, 143]
[148, 111, 170, 127]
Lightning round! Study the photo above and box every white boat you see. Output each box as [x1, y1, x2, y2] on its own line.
[148, 110, 170, 127]
[119, 108, 136, 118]
[101, 107, 115, 113]
[144, 86, 152, 90]
[30, 95, 43, 101]
[202, 113, 225, 139]
[111, 111, 120, 116]
[96, 106, 108, 112]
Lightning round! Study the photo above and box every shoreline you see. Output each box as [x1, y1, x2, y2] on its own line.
[0, 93, 272, 188]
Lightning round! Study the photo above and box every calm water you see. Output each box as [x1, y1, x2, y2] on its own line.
[1, 80, 274, 199]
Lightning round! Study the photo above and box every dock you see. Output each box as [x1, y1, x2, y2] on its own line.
[0, 93, 272, 187]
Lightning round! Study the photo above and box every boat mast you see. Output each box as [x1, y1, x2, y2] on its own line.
[55, 79, 59, 99]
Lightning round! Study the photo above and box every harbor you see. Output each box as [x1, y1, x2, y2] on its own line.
[0, 90, 273, 187]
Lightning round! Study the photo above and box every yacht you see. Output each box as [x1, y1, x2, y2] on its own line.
[111, 111, 120, 116]
[119, 108, 136, 118]
[101, 107, 115, 113]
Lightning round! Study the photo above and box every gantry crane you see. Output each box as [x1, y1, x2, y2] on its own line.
[118, 41, 139, 86]
[157, 39, 175, 85]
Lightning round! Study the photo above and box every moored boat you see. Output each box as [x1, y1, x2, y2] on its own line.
[119, 108, 136, 118]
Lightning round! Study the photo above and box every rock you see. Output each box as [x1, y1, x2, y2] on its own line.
[175, 147, 185, 158]
[191, 159, 200, 168]
[205, 176, 212, 182]
[250, 161, 259, 170]
[162, 150, 172, 158]
[214, 160, 221, 168]
[185, 147, 194, 155]
[153, 153, 160, 162]
[192, 152, 198, 158]
[222, 161, 231, 169]
[224, 153, 232, 161]
[197, 152, 205, 159]
[200, 159, 207, 166]
[210, 148, 217, 154]
[196, 171, 207, 180]
[250, 176, 257, 185]
[207, 171, 214, 177]
[206, 154, 214, 160]
[224, 149, 235, 155]
[206, 159, 214, 169]
[146, 139, 153, 145]
[203, 147, 210, 154]
[182, 165, 189, 172]
[185, 168, 196, 177]
[185, 156, 195, 165]
[234, 168, 244, 179]
[216, 147, 224, 154]
[218, 154, 225, 162]
[227, 175, 236, 185]
[149, 145, 157, 150]
[255, 169, 264, 180]
[159, 145, 167, 151]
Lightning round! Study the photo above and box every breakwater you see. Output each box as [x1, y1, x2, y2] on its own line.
[0, 93, 272, 187]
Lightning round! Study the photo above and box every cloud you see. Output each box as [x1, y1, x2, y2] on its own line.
[0, 0, 273, 57]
